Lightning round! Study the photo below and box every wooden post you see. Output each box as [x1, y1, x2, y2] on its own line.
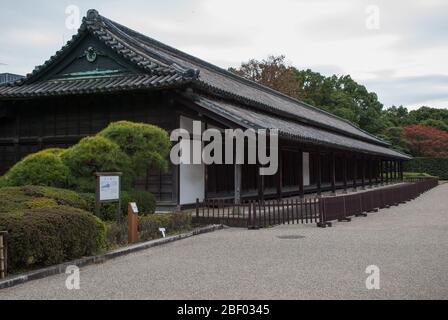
[368, 158, 373, 188]
[380, 160, 384, 185]
[353, 156, 358, 191]
[343, 154, 348, 193]
[298, 150, 304, 199]
[375, 159, 379, 186]
[316, 152, 322, 196]
[257, 163, 264, 202]
[385, 161, 390, 184]
[361, 157, 366, 190]
[128, 203, 139, 244]
[276, 149, 283, 200]
[400, 160, 404, 181]
[330, 152, 336, 195]
[234, 164, 242, 204]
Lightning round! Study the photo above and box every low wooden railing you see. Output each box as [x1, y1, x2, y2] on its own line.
[0, 231, 7, 279]
[319, 178, 438, 225]
[194, 197, 321, 228]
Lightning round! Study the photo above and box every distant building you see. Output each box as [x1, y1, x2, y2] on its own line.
[0, 73, 24, 84]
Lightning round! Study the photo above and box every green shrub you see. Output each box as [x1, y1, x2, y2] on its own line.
[122, 189, 156, 215]
[105, 212, 192, 248]
[1, 149, 70, 188]
[25, 198, 58, 209]
[0, 186, 94, 214]
[61, 136, 132, 192]
[0, 206, 106, 272]
[98, 121, 171, 177]
[104, 221, 128, 248]
[138, 212, 192, 242]
[404, 157, 448, 180]
[82, 189, 157, 221]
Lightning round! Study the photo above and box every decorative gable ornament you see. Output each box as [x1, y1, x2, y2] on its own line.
[85, 46, 98, 63]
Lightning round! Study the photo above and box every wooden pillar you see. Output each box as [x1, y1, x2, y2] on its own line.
[380, 160, 384, 185]
[257, 164, 264, 202]
[330, 152, 336, 195]
[394, 160, 398, 182]
[276, 149, 283, 200]
[298, 150, 304, 199]
[316, 152, 322, 196]
[368, 158, 373, 188]
[400, 160, 404, 181]
[375, 159, 379, 185]
[361, 157, 366, 189]
[384, 160, 390, 184]
[234, 164, 242, 204]
[343, 154, 348, 193]
[353, 155, 358, 191]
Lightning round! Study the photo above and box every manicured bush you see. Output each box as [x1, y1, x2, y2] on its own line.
[98, 121, 171, 177]
[404, 157, 448, 180]
[0, 206, 106, 273]
[1, 149, 70, 188]
[122, 189, 156, 215]
[61, 136, 132, 192]
[0, 186, 94, 214]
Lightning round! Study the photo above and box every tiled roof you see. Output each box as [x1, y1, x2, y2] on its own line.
[195, 96, 411, 160]
[0, 74, 189, 98]
[0, 9, 408, 159]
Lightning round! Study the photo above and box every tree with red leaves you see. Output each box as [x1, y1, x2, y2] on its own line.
[403, 124, 448, 158]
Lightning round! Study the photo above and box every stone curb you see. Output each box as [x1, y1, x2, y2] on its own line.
[0, 224, 224, 290]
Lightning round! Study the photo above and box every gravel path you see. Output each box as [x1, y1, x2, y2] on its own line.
[1, 184, 448, 300]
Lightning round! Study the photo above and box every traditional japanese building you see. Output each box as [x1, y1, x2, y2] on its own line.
[0, 10, 410, 210]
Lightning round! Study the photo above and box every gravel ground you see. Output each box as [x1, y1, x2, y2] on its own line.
[1, 184, 447, 300]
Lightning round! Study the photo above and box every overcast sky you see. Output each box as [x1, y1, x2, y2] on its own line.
[1, 0, 447, 110]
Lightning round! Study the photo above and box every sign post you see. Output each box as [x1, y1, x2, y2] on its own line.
[128, 202, 139, 244]
[95, 172, 122, 221]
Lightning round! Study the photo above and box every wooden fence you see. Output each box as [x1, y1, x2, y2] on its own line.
[194, 178, 438, 229]
[194, 198, 321, 229]
[319, 178, 438, 225]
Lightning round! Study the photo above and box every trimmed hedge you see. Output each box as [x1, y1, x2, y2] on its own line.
[404, 157, 448, 180]
[98, 121, 171, 177]
[61, 136, 132, 192]
[1, 149, 70, 188]
[0, 206, 106, 273]
[0, 186, 93, 214]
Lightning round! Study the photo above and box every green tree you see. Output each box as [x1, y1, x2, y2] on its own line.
[98, 121, 171, 177]
[61, 136, 132, 192]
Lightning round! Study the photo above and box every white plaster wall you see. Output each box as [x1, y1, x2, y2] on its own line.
[179, 116, 205, 205]
[303, 152, 310, 186]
